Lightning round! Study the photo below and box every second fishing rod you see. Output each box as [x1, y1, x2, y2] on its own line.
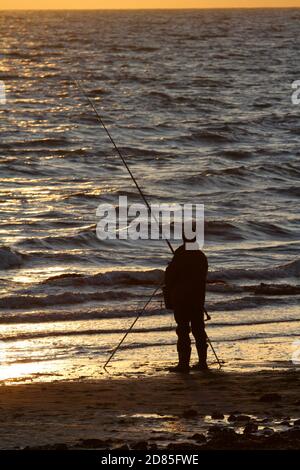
[74, 79, 223, 370]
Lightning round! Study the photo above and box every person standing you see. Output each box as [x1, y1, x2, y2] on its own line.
[165, 233, 208, 373]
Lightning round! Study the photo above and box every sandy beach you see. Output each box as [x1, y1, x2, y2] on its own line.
[0, 366, 299, 450]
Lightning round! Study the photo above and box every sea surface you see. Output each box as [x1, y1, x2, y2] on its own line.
[0, 9, 299, 382]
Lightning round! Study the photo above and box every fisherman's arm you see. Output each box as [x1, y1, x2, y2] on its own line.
[165, 259, 177, 289]
[200, 256, 208, 304]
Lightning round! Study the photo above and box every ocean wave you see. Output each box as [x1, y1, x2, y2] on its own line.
[222, 149, 252, 160]
[86, 87, 110, 97]
[91, 331, 300, 350]
[15, 228, 99, 250]
[77, 112, 105, 125]
[147, 90, 174, 104]
[206, 166, 249, 177]
[210, 295, 297, 312]
[210, 259, 300, 282]
[182, 166, 249, 187]
[1, 325, 172, 342]
[1, 137, 70, 150]
[43, 268, 164, 287]
[251, 283, 300, 296]
[206, 281, 300, 296]
[246, 220, 291, 237]
[255, 162, 300, 180]
[131, 45, 159, 52]
[0, 147, 87, 158]
[119, 146, 170, 159]
[0, 307, 164, 324]
[205, 220, 244, 241]
[40, 260, 300, 290]
[0, 246, 23, 270]
[268, 185, 300, 199]
[192, 76, 223, 87]
[190, 130, 236, 143]
[1, 276, 296, 313]
[5, 51, 45, 59]
[2, 317, 299, 342]
[0, 290, 138, 310]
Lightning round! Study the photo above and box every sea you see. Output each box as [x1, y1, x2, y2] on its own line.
[0, 8, 299, 382]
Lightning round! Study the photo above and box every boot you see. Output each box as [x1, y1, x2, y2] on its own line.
[192, 342, 208, 371]
[169, 347, 191, 374]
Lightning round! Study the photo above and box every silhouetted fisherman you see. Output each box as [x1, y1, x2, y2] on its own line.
[164, 233, 208, 373]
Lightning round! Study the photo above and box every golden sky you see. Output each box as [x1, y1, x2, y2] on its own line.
[1, 1, 300, 9]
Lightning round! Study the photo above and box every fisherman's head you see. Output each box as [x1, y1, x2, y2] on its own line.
[182, 221, 198, 250]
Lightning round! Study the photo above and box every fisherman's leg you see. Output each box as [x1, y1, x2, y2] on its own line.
[169, 310, 191, 373]
[176, 321, 191, 365]
[191, 313, 208, 370]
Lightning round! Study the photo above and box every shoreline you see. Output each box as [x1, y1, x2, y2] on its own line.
[0, 367, 299, 450]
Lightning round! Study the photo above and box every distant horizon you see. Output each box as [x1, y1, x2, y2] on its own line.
[1, 6, 300, 10]
[2, 0, 300, 11]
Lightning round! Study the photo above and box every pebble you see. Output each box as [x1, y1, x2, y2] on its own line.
[211, 412, 225, 420]
[262, 427, 274, 435]
[78, 439, 106, 448]
[167, 442, 201, 451]
[243, 422, 258, 435]
[182, 408, 198, 419]
[131, 441, 148, 450]
[228, 414, 251, 423]
[190, 433, 206, 443]
[114, 444, 130, 451]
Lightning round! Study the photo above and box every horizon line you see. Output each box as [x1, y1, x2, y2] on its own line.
[1, 7, 300, 11]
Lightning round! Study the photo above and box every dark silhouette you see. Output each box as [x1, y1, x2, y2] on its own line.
[164, 236, 208, 373]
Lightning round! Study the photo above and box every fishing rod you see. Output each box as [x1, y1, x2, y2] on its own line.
[103, 284, 161, 372]
[74, 79, 222, 370]
[75, 79, 174, 255]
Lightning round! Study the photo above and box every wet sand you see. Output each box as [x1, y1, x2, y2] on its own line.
[0, 367, 299, 450]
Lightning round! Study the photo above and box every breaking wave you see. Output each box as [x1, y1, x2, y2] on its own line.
[0, 290, 138, 310]
[43, 269, 164, 287]
[0, 246, 23, 270]
[210, 259, 300, 281]
[38, 260, 300, 290]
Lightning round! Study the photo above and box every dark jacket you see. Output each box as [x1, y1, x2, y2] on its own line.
[165, 245, 208, 310]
